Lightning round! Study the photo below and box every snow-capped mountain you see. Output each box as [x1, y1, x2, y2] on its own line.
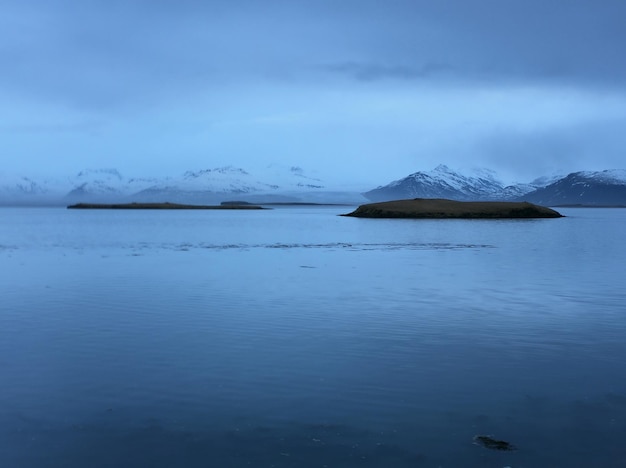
[260, 165, 325, 190]
[578, 169, 626, 185]
[62, 169, 164, 203]
[363, 164, 536, 202]
[0, 172, 59, 205]
[177, 167, 279, 193]
[0, 165, 359, 205]
[66, 169, 124, 199]
[0, 173, 47, 196]
[364, 165, 626, 205]
[126, 166, 275, 204]
[517, 170, 626, 206]
[528, 173, 566, 188]
[3, 165, 624, 206]
[128, 165, 333, 203]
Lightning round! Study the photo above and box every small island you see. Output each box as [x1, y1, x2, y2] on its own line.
[342, 198, 563, 219]
[67, 202, 268, 210]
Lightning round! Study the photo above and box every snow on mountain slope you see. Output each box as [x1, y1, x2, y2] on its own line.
[3, 165, 624, 205]
[577, 169, 626, 185]
[258, 165, 325, 190]
[363, 164, 569, 202]
[520, 170, 626, 206]
[177, 167, 276, 193]
[0, 172, 48, 196]
[364, 165, 507, 202]
[129, 165, 329, 204]
[66, 169, 125, 197]
[528, 173, 566, 188]
[63, 169, 165, 202]
[0, 172, 66, 205]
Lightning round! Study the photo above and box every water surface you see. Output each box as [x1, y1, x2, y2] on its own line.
[1, 206, 625, 467]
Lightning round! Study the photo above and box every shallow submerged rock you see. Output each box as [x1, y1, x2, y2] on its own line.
[342, 198, 563, 219]
[473, 435, 517, 451]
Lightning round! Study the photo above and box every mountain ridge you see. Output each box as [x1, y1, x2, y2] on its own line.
[0, 166, 366, 206]
[2, 165, 625, 206]
[365, 166, 626, 206]
[516, 170, 626, 206]
[364, 165, 547, 202]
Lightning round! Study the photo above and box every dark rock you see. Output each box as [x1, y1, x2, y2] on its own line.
[473, 435, 517, 451]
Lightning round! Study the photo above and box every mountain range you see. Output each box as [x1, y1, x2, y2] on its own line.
[363, 165, 537, 202]
[0, 166, 365, 206]
[518, 170, 626, 206]
[365, 165, 626, 206]
[1, 164, 625, 206]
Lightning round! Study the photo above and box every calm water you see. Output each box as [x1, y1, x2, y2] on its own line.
[1, 206, 625, 467]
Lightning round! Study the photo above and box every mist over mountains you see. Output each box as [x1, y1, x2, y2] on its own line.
[1, 164, 625, 206]
[0, 166, 366, 206]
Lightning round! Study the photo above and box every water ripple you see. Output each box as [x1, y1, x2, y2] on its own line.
[157, 241, 495, 252]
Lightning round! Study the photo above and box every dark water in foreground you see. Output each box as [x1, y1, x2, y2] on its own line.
[1, 206, 626, 467]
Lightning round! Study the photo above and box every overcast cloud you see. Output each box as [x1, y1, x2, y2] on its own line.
[2, 0, 625, 186]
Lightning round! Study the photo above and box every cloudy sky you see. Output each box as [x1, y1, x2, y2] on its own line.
[2, 0, 625, 186]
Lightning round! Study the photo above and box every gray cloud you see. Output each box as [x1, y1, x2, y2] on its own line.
[318, 1, 626, 86]
[2, 0, 626, 182]
[477, 117, 626, 182]
[322, 62, 456, 82]
[3, 0, 626, 110]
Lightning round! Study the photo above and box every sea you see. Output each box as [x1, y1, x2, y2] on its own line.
[1, 205, 625, 468]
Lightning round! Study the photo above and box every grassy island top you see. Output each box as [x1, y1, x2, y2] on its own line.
[67, 202, 268, 210]
[342, 198, 563, 219]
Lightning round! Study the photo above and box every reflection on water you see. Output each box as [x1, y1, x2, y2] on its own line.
[154, 241, 494, 252]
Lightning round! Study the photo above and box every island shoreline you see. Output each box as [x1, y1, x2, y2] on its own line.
[342, 198, 563, 219]
[67, 202, 268, 210]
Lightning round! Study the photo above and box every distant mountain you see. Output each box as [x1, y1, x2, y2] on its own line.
[0, 173, 46, 196]
[517, 170, 626, 206]
[0, 172, 57, 205]
[365, 165, 626, 206]
[4, 165, 624, 206]
[127, 166, 272, 204]
[0, 166, 366, 205]
[65, 169, 142, 200]
[129, 165, 334, 204]
[364, 165, 544, 202]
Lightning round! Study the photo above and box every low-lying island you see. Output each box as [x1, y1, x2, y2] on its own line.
[67, 202, 267, 210]
[342, 198, 563, 219]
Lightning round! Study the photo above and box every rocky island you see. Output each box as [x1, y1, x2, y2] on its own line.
[342, 198, 563, 219]
[67, 202, 267, 210]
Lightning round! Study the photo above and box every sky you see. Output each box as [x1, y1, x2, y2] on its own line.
[2, 0, 626, 187]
